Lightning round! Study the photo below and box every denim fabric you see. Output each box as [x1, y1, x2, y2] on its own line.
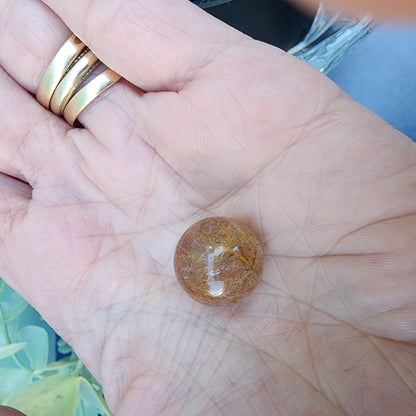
[192, 0, 235, 7]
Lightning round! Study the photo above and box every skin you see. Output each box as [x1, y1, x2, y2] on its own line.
[0, 0, 415, 415]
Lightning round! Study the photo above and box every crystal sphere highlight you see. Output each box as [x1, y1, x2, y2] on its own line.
[174, 217, 263, 306]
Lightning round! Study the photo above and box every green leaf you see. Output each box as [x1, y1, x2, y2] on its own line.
[57, 338, 76, 357]
[76, 400, 105, 416]
[0, 320, 17, 350]
[4, 373, 80, 416]
[19, 325, 49, 372]
[44, 357, 78, 373]
[0, 279, 4, 295]
[79, 377, 113, 415]
[0, 342, 26, 360]
[0, 367, 32, 402]
[0, 292, 28, 323]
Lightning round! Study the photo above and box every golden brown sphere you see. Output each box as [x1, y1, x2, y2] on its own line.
[174, 217, 263, 306]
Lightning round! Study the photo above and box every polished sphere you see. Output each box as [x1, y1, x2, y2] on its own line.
[174, 217, 263, 306]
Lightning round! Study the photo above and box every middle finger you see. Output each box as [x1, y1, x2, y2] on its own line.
[0, 0, 141, 134]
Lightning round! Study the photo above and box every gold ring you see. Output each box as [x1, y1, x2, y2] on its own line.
[50, 50, 99, 116]
[63, 69, 122, 126]
[36, 35, 87, 109]
[36, 34, 122, 126]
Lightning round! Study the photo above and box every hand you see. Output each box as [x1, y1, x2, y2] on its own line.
[0, 0, 415, 414]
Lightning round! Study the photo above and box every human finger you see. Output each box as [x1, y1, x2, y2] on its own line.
[0, 0, 70, 92]
[0, 0, 142, 135]
[0, 67, 68, 185]
[40, 0, 246, 91]
[0, 174, 31, 213]
[0, 174, 31, 271]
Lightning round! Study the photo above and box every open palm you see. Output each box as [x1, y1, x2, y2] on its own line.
[0, 1, 415, 415]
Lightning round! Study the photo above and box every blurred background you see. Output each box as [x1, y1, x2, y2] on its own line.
[194, 0, 416, 141]
[328, 22, 416, 142]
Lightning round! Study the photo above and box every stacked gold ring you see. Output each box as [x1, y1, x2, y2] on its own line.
[36, 35, 121, 126]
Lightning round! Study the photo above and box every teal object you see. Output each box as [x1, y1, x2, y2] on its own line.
[288, 5, 375, 73]
[0, 280, 112, 416]
[193, 0, 374, 73]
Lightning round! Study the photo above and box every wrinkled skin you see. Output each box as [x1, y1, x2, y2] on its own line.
[0, 0, 415, 415]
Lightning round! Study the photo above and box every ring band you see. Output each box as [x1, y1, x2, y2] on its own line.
[50, 50, 99, 116]
[36, 34, 122, 126]
[36, 35, 87, 109]
[63, 69, 122, 126]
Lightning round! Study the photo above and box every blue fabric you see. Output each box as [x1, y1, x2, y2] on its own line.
[193, 2, 415, 142]
[329, 22, 416, 142]
[191, 0, 235, 7]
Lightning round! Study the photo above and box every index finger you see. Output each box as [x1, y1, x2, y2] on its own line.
[40, 0, 246, 91]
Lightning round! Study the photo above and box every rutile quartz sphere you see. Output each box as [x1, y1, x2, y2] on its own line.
[174, 217, 263, 306]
